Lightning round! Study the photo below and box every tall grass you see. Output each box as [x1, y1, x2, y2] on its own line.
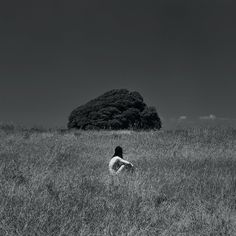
[0, 127, 236, 235]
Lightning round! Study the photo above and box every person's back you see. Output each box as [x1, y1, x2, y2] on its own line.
[109, 146, 134, 175]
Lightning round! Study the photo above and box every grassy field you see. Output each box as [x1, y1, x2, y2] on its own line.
[0, 126, 236, 235]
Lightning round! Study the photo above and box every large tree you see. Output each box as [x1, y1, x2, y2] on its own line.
[68, 89, 162, 130]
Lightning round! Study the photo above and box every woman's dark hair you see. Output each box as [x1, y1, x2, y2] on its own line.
[113, 146, 123, 158]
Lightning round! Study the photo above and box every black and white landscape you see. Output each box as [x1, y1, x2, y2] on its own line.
[0, 1, 236, 235]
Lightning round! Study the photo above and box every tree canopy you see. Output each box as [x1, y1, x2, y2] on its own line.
[68, 89, 162, 130]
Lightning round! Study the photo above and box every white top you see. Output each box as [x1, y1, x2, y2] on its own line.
[109, 156, 133, 175]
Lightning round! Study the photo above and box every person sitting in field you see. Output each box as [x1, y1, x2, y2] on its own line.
[109, 146, 134, 175]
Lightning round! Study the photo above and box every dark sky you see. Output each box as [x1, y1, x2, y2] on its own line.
[0, 0, 236, 128]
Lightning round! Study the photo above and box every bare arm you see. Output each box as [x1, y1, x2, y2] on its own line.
[116, 165, 125, 174]
[116, 156, 133, 166]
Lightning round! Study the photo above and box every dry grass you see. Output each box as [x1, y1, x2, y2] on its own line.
[0, 126, 236, 235]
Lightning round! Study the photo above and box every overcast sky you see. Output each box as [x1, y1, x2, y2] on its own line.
[0, 0, 236, 128]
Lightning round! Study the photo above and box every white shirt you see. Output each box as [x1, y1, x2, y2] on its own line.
[109, 156, 133, 175]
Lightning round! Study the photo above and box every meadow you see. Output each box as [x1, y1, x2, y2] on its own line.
[0, 125, 236, 235]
